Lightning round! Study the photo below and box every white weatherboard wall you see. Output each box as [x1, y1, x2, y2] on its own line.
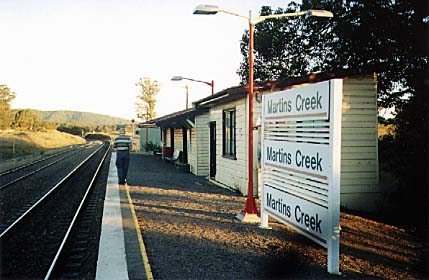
[260, 79, 342, 274]
[188, 127, 197, 174]
[210, 99, 247, 193]
[196, 113, 210, 176]
[188, 113, 210, 176]
[340, 76, 379, 211]
[174, 128, 183, 154]
[165, 129, 172, 147]
[207, 95, 262, 195]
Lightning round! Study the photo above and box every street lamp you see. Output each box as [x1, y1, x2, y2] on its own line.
[171, 76, 215, 95]
[194, 4, 333, 222]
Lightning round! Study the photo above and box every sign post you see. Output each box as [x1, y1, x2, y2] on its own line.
[260, 79, 342, 274]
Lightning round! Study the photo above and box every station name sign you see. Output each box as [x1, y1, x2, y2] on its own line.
[261, 79, 342, 274]
[263, 137, 330, 244]
[265, 140, 329, 177]
[264, 186, 328, 241]
[265, 82, 330, 121]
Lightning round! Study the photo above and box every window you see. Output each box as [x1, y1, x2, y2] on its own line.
[222, 108, 236, 158]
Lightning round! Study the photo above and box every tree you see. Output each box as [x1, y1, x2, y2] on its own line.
[57, 124, 89, 136]
[13, 109, 45, 131]
[237, 3, 321, 84]
[238, 1, 428, 226]
[0, 84, 16, 129]
[135, 77, 159, 121]
[238, 1, 427, 109]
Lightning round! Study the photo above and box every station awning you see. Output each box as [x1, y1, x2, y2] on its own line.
[141, 108, 208, 129]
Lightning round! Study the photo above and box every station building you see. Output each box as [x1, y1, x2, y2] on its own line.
[142, 71, 380, 212]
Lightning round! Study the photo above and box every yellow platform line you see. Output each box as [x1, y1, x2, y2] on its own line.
[125, 184, 154, 280]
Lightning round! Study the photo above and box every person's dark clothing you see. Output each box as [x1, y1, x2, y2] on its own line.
[114, 134, 132, 184]
[116, 150, 129, 184]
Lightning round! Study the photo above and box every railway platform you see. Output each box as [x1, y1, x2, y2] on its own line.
[95, 153, 426, 280]
[96, 152, 152, 280]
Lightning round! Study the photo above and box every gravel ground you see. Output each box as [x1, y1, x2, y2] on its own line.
[127, 154, 427, 280]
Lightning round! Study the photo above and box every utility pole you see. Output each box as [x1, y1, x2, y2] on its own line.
[185, 85, 189, 109]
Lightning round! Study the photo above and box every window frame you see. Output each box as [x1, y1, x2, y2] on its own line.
[222, 108, 236, 159]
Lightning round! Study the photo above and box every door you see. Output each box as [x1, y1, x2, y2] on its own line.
[209, 122, 216, 178]
[182, 127, 188, 164]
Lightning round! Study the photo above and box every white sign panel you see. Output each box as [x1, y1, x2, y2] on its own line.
[264, 140, 330, 179]
[260, 79, 342, 275]
[263, 185, 329, 246]
[264, 81, 330, 121]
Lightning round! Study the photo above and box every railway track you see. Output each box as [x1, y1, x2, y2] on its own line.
[0, 144, 86, 177]
[0, 141, 111, 279]
[0, 144, 88, 190]
[0, 142, 102, 234]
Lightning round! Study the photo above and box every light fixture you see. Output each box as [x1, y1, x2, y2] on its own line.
[171, 75, 214, 95]
[171, 76, 183, 81]
[193, 4, 220, 15]
[306, 9, 334, 18]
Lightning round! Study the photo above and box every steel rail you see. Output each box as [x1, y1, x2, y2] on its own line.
[0, 148, 84, 190]
[0, 144, 105, 239]
[44, 145, 110, 279]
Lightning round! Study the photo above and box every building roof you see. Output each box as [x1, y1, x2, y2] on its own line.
[192, 70, 373, 109]
[140, 108, 208, 129]
[142, 70, 373, 129]
[192, 85, 247, 109]
[258, 70, 373, 92]
[138, 123, 158, 128]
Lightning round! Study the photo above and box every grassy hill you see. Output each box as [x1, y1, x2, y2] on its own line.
[32, 110, 129, 126]
[0, 130, 86, 159]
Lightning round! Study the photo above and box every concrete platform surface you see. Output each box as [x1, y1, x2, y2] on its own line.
[96, 152, 151, 280]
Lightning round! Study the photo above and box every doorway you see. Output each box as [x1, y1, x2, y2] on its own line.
[182, 127, 188, 164]
[209, 122, 216, 178]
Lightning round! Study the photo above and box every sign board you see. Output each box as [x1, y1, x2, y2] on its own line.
[260, 79, 342, 274]
[265, 81, 330, 121]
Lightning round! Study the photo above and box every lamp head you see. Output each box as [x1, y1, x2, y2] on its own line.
[193, 4, 220, 15]
[306, 9, 334, 18]
[171, 76, 183, 81]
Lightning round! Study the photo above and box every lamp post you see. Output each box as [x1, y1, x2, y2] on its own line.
[171, 76, 215, 95]
[194, 4, 333, 222]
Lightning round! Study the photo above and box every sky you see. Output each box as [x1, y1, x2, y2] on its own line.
[1, 0, 294, 120]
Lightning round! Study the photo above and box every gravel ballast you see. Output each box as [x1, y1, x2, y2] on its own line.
[127, 154, 426, 279]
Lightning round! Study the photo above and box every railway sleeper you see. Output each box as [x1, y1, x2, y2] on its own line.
[85, 207, 97, 211]
[62, 271, 81, 278]
[82, 212, 96, 218]
[74, 240, 88, 246]
[80, 220, 93, 226]
[65, 262, 82, 269]
[76, 228, 91, 234]
[67, 254, 85, 261]
[75, 233, 90, 239]
[70, 247, 86, 253]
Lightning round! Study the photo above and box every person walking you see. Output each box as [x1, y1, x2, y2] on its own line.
[114, 128, 132, 184]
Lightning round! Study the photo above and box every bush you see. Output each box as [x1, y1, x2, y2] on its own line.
[85, 133, 111, 141]
[378, 93, 427, 228]
[144, 141, 161, 152]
